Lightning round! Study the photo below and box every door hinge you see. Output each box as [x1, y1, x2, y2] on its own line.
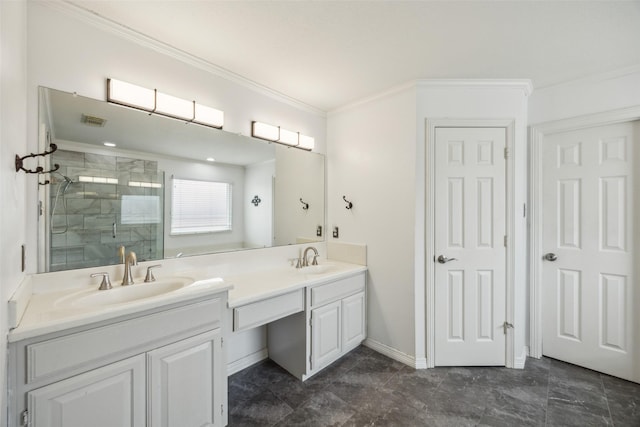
[221, 337, 224, 347]
[504, 235, 507, 247]
[504, 147, 509, 159]
[21, 409, 29, 426]
[309, 317, 312, 327]
[221, 404, 224, 416]
[309, 354, 313, 369]
[503, 321, 514, 335]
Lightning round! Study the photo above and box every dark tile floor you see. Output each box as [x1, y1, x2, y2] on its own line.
[228, 346, 640, 426]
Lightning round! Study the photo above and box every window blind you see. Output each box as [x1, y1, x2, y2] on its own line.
[170, 178, 232, 234]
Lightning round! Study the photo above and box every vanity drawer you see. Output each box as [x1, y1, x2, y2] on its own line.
[234, 289, 304, 331]
[311, 273, 365, 308]
[26, 297, 222, 384]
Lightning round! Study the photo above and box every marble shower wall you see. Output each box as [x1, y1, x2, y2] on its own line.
[48, 149, 164, 271]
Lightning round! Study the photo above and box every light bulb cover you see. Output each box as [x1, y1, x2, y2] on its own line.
[251, 121, 313, 151]
[107, 78, 224, 129]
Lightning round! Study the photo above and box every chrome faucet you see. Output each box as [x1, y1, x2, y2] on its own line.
[122, 251, 137, 286]
[302, 246, 319, 267]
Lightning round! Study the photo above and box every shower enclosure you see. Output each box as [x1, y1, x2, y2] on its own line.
[46, 148, 164, 272]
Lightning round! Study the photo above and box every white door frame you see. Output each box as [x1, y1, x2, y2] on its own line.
[528, 105, 640, 359]
[425, 118, 516, 368]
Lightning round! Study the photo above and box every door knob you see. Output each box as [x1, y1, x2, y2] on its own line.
[437, 255, 458, 264]
[544, 253, 558, 262]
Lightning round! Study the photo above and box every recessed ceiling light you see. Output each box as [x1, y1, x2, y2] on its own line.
[103, 142, 116, 147]
[206, 157, 215, 162]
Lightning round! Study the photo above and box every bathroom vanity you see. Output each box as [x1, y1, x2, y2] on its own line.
[7, 277, 231, 427]
[227, 261, 367, 381]
[7, 253, 367, 427]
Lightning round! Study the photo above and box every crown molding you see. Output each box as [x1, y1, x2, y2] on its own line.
[329, 78, 533, 116]
[529, 105, 640, 132]
[534, 64, 640, 92]
[41, 1, 326, 117]
[328, 80, 417, 116]
[416, 79, 533, 96]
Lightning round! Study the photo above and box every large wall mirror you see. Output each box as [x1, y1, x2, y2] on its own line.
[38, 87, 324, 272]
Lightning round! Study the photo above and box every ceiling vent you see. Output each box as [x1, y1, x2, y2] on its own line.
[81, 114, 107, 127]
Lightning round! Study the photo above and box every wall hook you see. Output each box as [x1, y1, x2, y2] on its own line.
[15, 142, 60, 177]
[251, 195, 262, 206]
[300, 198, 309, 210]
[343, 196, 353, 209]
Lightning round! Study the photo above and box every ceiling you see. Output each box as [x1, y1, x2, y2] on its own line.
[69, 1, 640, 112]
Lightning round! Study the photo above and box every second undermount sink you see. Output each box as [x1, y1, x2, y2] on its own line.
[297, 264, 336, 275]
[55, 277, 196, 308]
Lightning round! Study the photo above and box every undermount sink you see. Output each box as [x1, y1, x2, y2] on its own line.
[298, 264, 335, 275]
[55, 277, 196, 308]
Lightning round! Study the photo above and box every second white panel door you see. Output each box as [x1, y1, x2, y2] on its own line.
[434, 127, 507, 366]
[542, 121, 639, 382]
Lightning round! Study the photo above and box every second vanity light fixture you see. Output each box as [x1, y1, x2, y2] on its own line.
[251, 121, 315, 151]
[107, 78, 224, 129]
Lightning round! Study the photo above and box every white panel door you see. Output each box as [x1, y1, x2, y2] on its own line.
[542, 121, 639, 382]
[28, 355, 145, 427]
[148, 329, 222, 427]
[434, 127, 507, 366]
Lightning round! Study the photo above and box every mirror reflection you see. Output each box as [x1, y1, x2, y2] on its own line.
[39, 87, 324, 272]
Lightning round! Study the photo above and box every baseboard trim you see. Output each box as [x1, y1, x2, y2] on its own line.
[514, 345, 529, 369]
[227, 348, 268, 376]
[363, 338, 423, 369]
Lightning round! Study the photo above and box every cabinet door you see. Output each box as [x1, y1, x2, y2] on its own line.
[148, 329, 222, 427]
[311, 300, 342, 371]
[28, 355, 145, 427]
[342, 292, 366, 350]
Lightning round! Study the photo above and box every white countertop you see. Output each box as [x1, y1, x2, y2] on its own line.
[9, 276, 232, 343]
[226, 260, 367, 308]
[8, 259, 366, 343]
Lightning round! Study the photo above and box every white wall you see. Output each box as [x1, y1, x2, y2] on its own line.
[274, 146, 325, 246]
[416, 82, 530, 365]
[327, 86, 418, 358]
[244, 160, 275, 248]
[327, 81, 530, 365]
[527, 67, 640, 361]
[26, 1, 326, 272]
[0, 1, 28, 424]
[1, 0, 326, 404]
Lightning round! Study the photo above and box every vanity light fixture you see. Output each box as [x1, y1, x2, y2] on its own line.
[206, 157, 215, 162]
[103, 142, 117, 147]
[251, 121, 315, 151]
[107, 78, 224, 129]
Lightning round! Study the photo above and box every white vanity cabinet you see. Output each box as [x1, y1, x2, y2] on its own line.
[268, 271, 366, 380]
[8, 295, 228, 427]
[28, 354, 146, 427]
[148, 329, 223, 427]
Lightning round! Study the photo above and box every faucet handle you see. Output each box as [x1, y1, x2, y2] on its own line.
[311, 255, 319, 266]
[91, 272, 112, 290]
[144, 264, 162, 282]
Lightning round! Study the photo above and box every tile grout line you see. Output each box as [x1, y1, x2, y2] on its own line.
[600, 373, 615, 427]
[544, 359, 551, 427]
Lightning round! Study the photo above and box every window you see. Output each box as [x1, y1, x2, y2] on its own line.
[121, 195, 161, 224]
[170, 178, 232, 235]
